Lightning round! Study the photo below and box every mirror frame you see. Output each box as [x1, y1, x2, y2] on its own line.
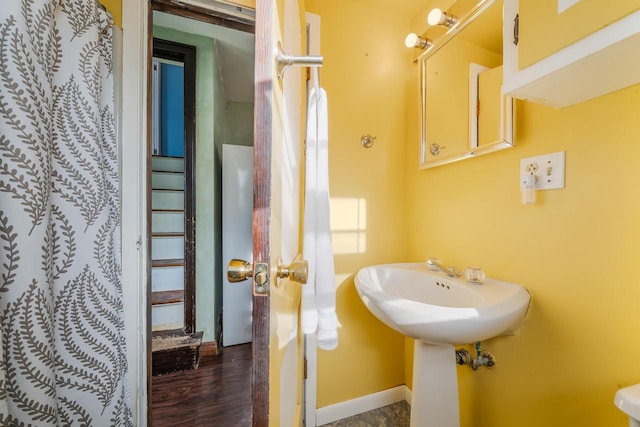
[418, 0, 514, 169]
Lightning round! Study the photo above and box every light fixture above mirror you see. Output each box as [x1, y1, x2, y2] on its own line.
[405, 33, 433, 49]
[427, 8, 459, 28]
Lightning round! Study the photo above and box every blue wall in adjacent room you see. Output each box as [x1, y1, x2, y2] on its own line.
[161, 63, 184, 157]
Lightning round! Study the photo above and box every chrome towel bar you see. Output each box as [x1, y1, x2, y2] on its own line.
[276, 42, 323, 79]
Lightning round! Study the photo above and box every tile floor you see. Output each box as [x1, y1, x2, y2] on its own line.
[319, 401, 410, 427]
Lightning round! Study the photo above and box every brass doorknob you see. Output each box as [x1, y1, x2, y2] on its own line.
[276, 256, 308, 284]
[227, 259, 253, 283]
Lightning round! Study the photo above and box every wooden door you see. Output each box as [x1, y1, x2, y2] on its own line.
[253, 0, 305, 425]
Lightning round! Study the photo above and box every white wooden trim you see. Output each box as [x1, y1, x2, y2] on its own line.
[304, 334, 317, 426]
[315, 386, 409, 426]
[405, 385, 412, 404]
[121, 0, 149, 423]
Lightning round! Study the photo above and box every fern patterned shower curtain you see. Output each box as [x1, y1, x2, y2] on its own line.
[0, 0, 132, 425]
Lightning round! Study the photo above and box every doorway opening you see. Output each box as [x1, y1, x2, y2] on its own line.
[149, 38, 198, 365]
[146, 0, 256, 424]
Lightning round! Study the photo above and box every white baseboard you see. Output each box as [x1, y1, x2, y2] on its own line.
[405, 385, 412, 403]
[315, 385, 412, 426]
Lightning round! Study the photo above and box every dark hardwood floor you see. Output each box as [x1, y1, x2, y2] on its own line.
[151, 343, 252, 426]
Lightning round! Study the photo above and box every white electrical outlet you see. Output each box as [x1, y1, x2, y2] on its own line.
[520, 151, 565, 190]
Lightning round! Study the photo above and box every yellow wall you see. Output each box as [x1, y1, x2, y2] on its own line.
[405, 77, 640, 425]
[305, 0, 411, 408]
[308, 0, 640, 425]
[99, 0, 122, 27]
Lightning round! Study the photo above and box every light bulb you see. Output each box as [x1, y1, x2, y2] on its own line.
[405, 33, 419, 48]
[404, 33, 432, 49]
[427, 8, 459, 27]
[427, 9, 444, 25]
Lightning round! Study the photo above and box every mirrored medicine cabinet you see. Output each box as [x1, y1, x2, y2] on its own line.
[418, 0, 514, 169]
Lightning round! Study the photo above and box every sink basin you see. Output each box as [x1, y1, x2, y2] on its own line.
[355, 263, 531, 427]
[354, 263, 531, 345]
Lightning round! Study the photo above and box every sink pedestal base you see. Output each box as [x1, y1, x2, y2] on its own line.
[410, 342, 460, 427]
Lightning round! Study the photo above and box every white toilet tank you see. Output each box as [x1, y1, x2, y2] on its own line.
[615, 384, 640, 427]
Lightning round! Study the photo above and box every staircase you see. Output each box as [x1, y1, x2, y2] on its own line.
[151, 156, 201, 375]
[151, 156, 186, 330]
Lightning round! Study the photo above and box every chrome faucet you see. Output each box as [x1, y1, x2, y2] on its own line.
[426, 258, 462, 278]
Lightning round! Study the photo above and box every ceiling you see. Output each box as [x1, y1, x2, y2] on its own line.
[153, 11, 255, 103]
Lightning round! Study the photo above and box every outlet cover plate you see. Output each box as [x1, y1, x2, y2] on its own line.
[520, 151, 565, 190]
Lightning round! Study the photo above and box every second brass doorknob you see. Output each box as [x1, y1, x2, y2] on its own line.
[276, 256, 308, 284]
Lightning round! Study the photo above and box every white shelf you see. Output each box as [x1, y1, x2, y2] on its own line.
[503, 2, 640, 108]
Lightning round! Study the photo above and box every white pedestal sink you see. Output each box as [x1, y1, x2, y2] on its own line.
[411, 343, 460, 427]
[354, 263, 531, 427]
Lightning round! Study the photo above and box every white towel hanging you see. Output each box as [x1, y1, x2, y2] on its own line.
[302, 87, 319, 335]
[301, 84, 338, 350]
[312, 67, 320, 97]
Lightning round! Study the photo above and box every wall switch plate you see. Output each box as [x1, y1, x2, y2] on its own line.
[520, 151, 565, 190]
